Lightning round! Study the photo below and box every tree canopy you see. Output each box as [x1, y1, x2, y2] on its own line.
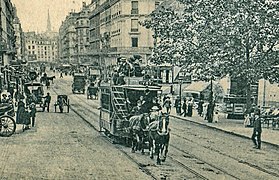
[141, 0, 279, 83]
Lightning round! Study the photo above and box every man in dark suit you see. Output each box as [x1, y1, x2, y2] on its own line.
[251, 112, 262, 149]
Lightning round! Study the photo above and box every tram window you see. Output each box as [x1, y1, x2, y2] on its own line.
[101, 94, 110, 111]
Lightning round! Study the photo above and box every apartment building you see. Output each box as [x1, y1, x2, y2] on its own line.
[12, 6, 25, 61]
[59, 12, 79, 63]
[0, 0, 16, 65]
[88, 0, 162, 67]
[75, 2, 90, 64]
[24, 31, 58, 62]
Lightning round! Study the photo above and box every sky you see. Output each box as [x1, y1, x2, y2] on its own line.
[12, 0, 91, 33]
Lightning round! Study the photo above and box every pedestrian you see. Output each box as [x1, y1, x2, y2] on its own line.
[203, 102, 208, 120]
[57, 96, 64, 113]
[187, 98, 193, 117]
[182, 98, 187, 117]
[16, 100, 25, 124]
[163, 96, 172, 114]
[197, 100, 204, 116]
[152, 97, 162, 111]
[213, 109, 219, 123]
[29, 103, 37, 127]
[43, 92, 51, 112]
[46, 79, 50, 89]
[251, 113, 262, 149]
[60, 72, 63, 78]
[174, 96, 181, 115]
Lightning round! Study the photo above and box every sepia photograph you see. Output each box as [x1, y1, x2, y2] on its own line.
[0, 0, 279, 179]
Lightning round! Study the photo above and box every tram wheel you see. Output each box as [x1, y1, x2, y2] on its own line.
[0, 115, 16, 137]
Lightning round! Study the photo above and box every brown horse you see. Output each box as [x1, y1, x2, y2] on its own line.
[148, 113, 170, 165]
[129, 113, 150, 154]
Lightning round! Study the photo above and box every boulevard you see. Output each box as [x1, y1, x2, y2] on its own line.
[0, 71, 278, 179]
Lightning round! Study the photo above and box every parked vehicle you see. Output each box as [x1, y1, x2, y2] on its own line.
[24, 82, 44, 110]
[0, 103, 16, 137]
[54, 95, 70, 113]
[72, 74, 86, 94]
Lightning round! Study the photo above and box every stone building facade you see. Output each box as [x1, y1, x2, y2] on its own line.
[24, 31, 58, 62]
[12, 6, 25, 61]
[88, 0, 162, 67]
[58, 12, 79, 63]
[0, 0, 16, 65]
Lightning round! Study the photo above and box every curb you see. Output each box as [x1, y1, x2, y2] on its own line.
[170, 115, 279, 149]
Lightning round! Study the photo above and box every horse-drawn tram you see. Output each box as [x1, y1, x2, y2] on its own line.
[99, 84, 161, 142]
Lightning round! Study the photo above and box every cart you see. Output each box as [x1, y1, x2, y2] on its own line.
[0, 103, 16, 137]
[87, 86, 98, 99]
[54, 95, 70, 113]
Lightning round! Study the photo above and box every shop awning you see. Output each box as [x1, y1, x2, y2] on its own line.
[161, 86, 171, 94]
[183, 81, 210, 93]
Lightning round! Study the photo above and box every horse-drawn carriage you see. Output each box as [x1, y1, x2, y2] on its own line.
[24, 82, 45, 110]
[87, 85, 98, 99]
[72, 74, 86, 94]
[0, 103, 16, 137]
[99, 84, 170, 164]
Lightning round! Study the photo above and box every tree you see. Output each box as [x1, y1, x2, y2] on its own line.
[142, 0, 279, 110]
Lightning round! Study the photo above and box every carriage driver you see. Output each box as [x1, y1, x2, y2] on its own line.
[149, 106, 161, 122]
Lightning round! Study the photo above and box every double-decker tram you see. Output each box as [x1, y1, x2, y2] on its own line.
[99, 82, 161, 142]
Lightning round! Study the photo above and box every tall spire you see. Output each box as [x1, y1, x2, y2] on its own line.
[47, 9, 51, 32]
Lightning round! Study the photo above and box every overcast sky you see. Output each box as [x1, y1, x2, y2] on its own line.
[12, 0, 91, 33]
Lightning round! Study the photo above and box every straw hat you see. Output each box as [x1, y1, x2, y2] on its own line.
[151, 106, 160, 111]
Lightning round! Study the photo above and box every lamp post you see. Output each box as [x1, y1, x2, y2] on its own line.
[179, 78, 183, 104]
[208, 76, 214, 123]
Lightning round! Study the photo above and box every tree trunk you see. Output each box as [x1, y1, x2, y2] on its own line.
[245, 42, 252, 111]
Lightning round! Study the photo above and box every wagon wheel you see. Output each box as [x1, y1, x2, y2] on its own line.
[0, 115, 16, 137]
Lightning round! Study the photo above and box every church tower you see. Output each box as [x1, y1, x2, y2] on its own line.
[47, 9, 51, 32]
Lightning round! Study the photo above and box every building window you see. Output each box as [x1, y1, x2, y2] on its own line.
[131, 37, 138, 47]
[155, 1, 160, 9]
[131, 1, 139, 14]
[131, 19, 138, 32]
[28, 46, 31, 49]
[32, 45, 35, 49]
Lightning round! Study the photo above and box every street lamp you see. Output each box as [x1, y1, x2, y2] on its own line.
[208, 76, 214, 123]
[179, 77, 183, 104]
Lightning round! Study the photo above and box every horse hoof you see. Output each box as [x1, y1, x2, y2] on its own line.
[141, 152, 145, 155]
[156, 161, 161, 165]
[161, 159, 166, 162]
[131, 150, 135, 153]
[150, 156, 153, 159]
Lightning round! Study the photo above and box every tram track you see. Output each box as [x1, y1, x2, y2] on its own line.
[57, 93, 235, 179]
[51, 78, 278, 179]
[52, 83, 220, 179]
[170, 125, 279, 179]
[52, 86, 159, 180]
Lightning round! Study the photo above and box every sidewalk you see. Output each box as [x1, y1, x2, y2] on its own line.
[168, 107, 279, 147]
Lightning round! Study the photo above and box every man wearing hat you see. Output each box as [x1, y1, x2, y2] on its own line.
[43, 92, 51, 112]
[251, 111, 262, 149]
[150, 106, 161, 122]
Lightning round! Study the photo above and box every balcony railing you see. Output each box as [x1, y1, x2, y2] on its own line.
[131, 9, 139, 15]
